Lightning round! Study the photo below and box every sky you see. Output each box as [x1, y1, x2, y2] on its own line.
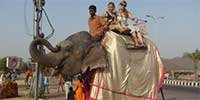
[0, 0, 200, 60]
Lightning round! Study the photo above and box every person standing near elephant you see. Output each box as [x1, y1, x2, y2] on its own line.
[11, 71, 17, 81]
[67, 87, 75, 100]
[57, 74, 65, 92]
[75, 76, 85, 100]
[88, 5, 112, 41]
[43, 69, 49, 94]
[5, 71, 11, 81]
[0, 72, 5, 84]
[64, 75, 72, 100]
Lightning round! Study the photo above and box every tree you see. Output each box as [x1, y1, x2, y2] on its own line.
[0, 57, 9, 71]
[0, 58, 5, 67]
[19, 62, 28, 73]
[183, 49, 200, 81]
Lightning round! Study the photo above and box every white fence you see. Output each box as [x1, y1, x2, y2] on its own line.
[164, 80, 200, 88]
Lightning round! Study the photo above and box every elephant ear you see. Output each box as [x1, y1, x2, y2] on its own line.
[81, 43, 108, 73]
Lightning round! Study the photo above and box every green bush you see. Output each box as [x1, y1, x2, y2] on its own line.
[0, 58, 9, 72]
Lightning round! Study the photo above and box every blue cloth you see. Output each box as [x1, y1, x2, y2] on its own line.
[11, 73, 17, 81]
[43, 76, 49, 93]
[43, 76, 48, 85]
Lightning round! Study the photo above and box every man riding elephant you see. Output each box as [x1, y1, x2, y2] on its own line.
[88, 5, 112, 42]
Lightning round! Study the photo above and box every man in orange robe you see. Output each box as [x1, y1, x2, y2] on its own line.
[75, 76, 85, 100]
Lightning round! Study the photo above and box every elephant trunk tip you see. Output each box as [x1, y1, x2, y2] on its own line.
[29, 38, 61, 67]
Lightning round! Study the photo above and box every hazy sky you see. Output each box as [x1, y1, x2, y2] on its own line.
[0, 0, 200, 60]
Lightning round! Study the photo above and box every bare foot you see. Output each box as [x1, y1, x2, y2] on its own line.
[138, 41, 146, 47]
[132, 38, 139, 47]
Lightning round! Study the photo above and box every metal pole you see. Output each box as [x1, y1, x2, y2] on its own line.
[34, 62, 39, 100]
[160, 88, 165, 100]
[35, 0, 42, 38]
[34, 0, 43, 100]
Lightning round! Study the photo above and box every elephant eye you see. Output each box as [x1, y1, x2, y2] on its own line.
[65, 45, 73, 51]
[63, 41, 72, 51]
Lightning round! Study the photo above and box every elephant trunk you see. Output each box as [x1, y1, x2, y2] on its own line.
[29, 38, 61, 67]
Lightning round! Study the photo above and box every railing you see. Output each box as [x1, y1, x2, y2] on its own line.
[164, 79, 200, 88]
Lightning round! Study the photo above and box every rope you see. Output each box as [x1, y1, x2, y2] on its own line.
[32, 0, 36, 38]
[42, 8, 55, 40]
[31, 0, 54, 40]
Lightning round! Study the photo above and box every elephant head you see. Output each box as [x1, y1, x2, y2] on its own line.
[29, 31, 108, 76]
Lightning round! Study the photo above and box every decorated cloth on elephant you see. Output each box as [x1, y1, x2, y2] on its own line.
[89, 31, 165, 100]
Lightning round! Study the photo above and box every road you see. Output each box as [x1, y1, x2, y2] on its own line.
[162, 85, 200, 100]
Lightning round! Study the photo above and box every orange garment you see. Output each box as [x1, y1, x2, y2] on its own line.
[75, 80, 85, 100]
[88, 15, 108, 37]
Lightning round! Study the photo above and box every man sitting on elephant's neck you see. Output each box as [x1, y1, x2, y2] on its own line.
[88, 5, 111, 42]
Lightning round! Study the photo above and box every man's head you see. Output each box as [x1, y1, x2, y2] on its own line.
[69, 87, 73, 91]
[89, 5, 96, 17]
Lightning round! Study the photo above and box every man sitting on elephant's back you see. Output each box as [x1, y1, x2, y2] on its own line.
[88, 5, 111, 42]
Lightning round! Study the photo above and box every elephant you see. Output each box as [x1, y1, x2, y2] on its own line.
[29, 31, 108, 76]
[30, 31, 165, 99]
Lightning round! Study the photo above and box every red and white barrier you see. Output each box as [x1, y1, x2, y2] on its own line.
[164, 80, 200, 88]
